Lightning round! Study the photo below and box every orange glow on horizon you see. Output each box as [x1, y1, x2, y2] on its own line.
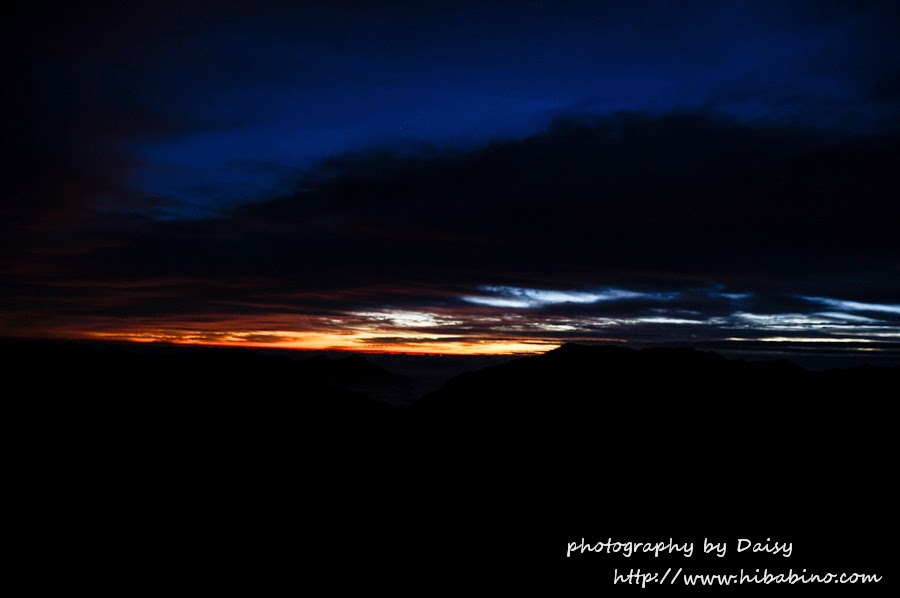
[76, 328, 560, 355]
[22, 308, 625, 356]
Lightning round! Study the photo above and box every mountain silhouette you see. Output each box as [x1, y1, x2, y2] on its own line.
[412, 343, 893, 469]
[399, 344, 895, 588]
[5, 339, 894, 592]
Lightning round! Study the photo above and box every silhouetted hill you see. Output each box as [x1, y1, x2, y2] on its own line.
[412, 343, 893, 459]
[2, 337, 409, 413]
[5, 339, 894, 593]
[419, 342, 895, 420]
[397, 344, 895, 590]
[410, 342, 894, 498]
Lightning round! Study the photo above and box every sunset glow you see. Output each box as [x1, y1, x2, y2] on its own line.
[36, 285, 899, 356]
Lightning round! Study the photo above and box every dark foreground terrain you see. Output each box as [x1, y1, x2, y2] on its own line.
[5, 339, 895, 593]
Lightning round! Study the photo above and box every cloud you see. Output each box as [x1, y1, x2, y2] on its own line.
[800, 297, 900, 316]
[462, 286, 675, 308]
[1, 108, 897, 354]
[4, 1, 899, 358]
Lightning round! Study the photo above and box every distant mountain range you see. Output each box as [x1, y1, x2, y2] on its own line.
[4, 339, 893, 592]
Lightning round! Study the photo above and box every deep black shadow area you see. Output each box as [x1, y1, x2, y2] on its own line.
[5, 339, 895, 593]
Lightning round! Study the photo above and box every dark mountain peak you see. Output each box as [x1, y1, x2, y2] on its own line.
[414, 342, 896, 426]
[546, 342, 633, 358]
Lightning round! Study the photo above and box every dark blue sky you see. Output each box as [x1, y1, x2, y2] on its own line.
[20, 0, 900, 217]
[3, 0, 899, 359]
[134, 1, 899, 215]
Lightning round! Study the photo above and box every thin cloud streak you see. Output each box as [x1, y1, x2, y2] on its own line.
[30, 285, 898, 355]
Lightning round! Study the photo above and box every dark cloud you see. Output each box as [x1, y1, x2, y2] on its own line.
[3, 109, 898, 352]
[7, 0, 900, 228]
[216, 112, 898, 291]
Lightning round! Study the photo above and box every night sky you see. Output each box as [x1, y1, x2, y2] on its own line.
[3, 0, 899, 357]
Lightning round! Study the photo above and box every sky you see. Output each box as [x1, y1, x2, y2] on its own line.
[2, 0, 899, 358]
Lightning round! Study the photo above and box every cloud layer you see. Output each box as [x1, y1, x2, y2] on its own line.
[2, 2, 898, 358]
